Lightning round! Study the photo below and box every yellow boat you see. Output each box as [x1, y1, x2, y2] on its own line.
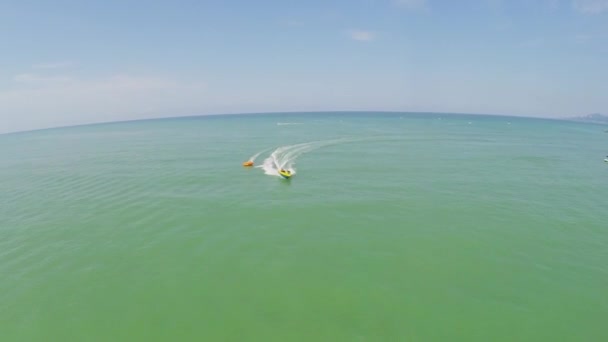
[279, 169, 292, 179]
[242, 161, 254, 167]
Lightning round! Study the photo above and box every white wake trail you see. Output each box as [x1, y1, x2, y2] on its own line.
[252, 135, 401, 178]
[259, 137, 353, 177]
[246, 147, 273, 163]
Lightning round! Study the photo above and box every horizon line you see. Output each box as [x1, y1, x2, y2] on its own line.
[0, 110, 594, 136]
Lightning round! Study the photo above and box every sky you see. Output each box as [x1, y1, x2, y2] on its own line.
[1, 0, 607, 133]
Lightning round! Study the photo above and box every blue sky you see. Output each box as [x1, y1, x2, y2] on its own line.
[1, 0, 607, 133]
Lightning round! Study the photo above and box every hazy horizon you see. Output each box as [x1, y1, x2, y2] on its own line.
[4, 110, 599, 136]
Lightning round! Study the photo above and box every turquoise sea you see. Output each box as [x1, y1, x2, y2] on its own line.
[1, 112, 607, 341]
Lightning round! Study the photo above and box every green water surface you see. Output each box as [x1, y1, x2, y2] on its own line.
[1, 113, 607, 341]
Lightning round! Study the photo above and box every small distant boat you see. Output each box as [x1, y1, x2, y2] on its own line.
[243, 161, 254, 167]
[279, 169, 292, 179]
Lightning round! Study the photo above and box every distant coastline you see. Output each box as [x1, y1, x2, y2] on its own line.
[568, 113, 608, 125]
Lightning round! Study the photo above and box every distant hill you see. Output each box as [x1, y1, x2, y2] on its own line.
[569, 113, 608, 124]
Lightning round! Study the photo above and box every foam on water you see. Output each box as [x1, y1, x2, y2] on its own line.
[257, 137, 366, 177]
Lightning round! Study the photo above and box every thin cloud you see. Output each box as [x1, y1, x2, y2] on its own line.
[393, 0, 428, 10]
[14, 73, 74, 84]
[32, 61, 73, 69]
[349, 30, 375, 42]
[1, 74, 207, 133]
[573, 0, 608, 14]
